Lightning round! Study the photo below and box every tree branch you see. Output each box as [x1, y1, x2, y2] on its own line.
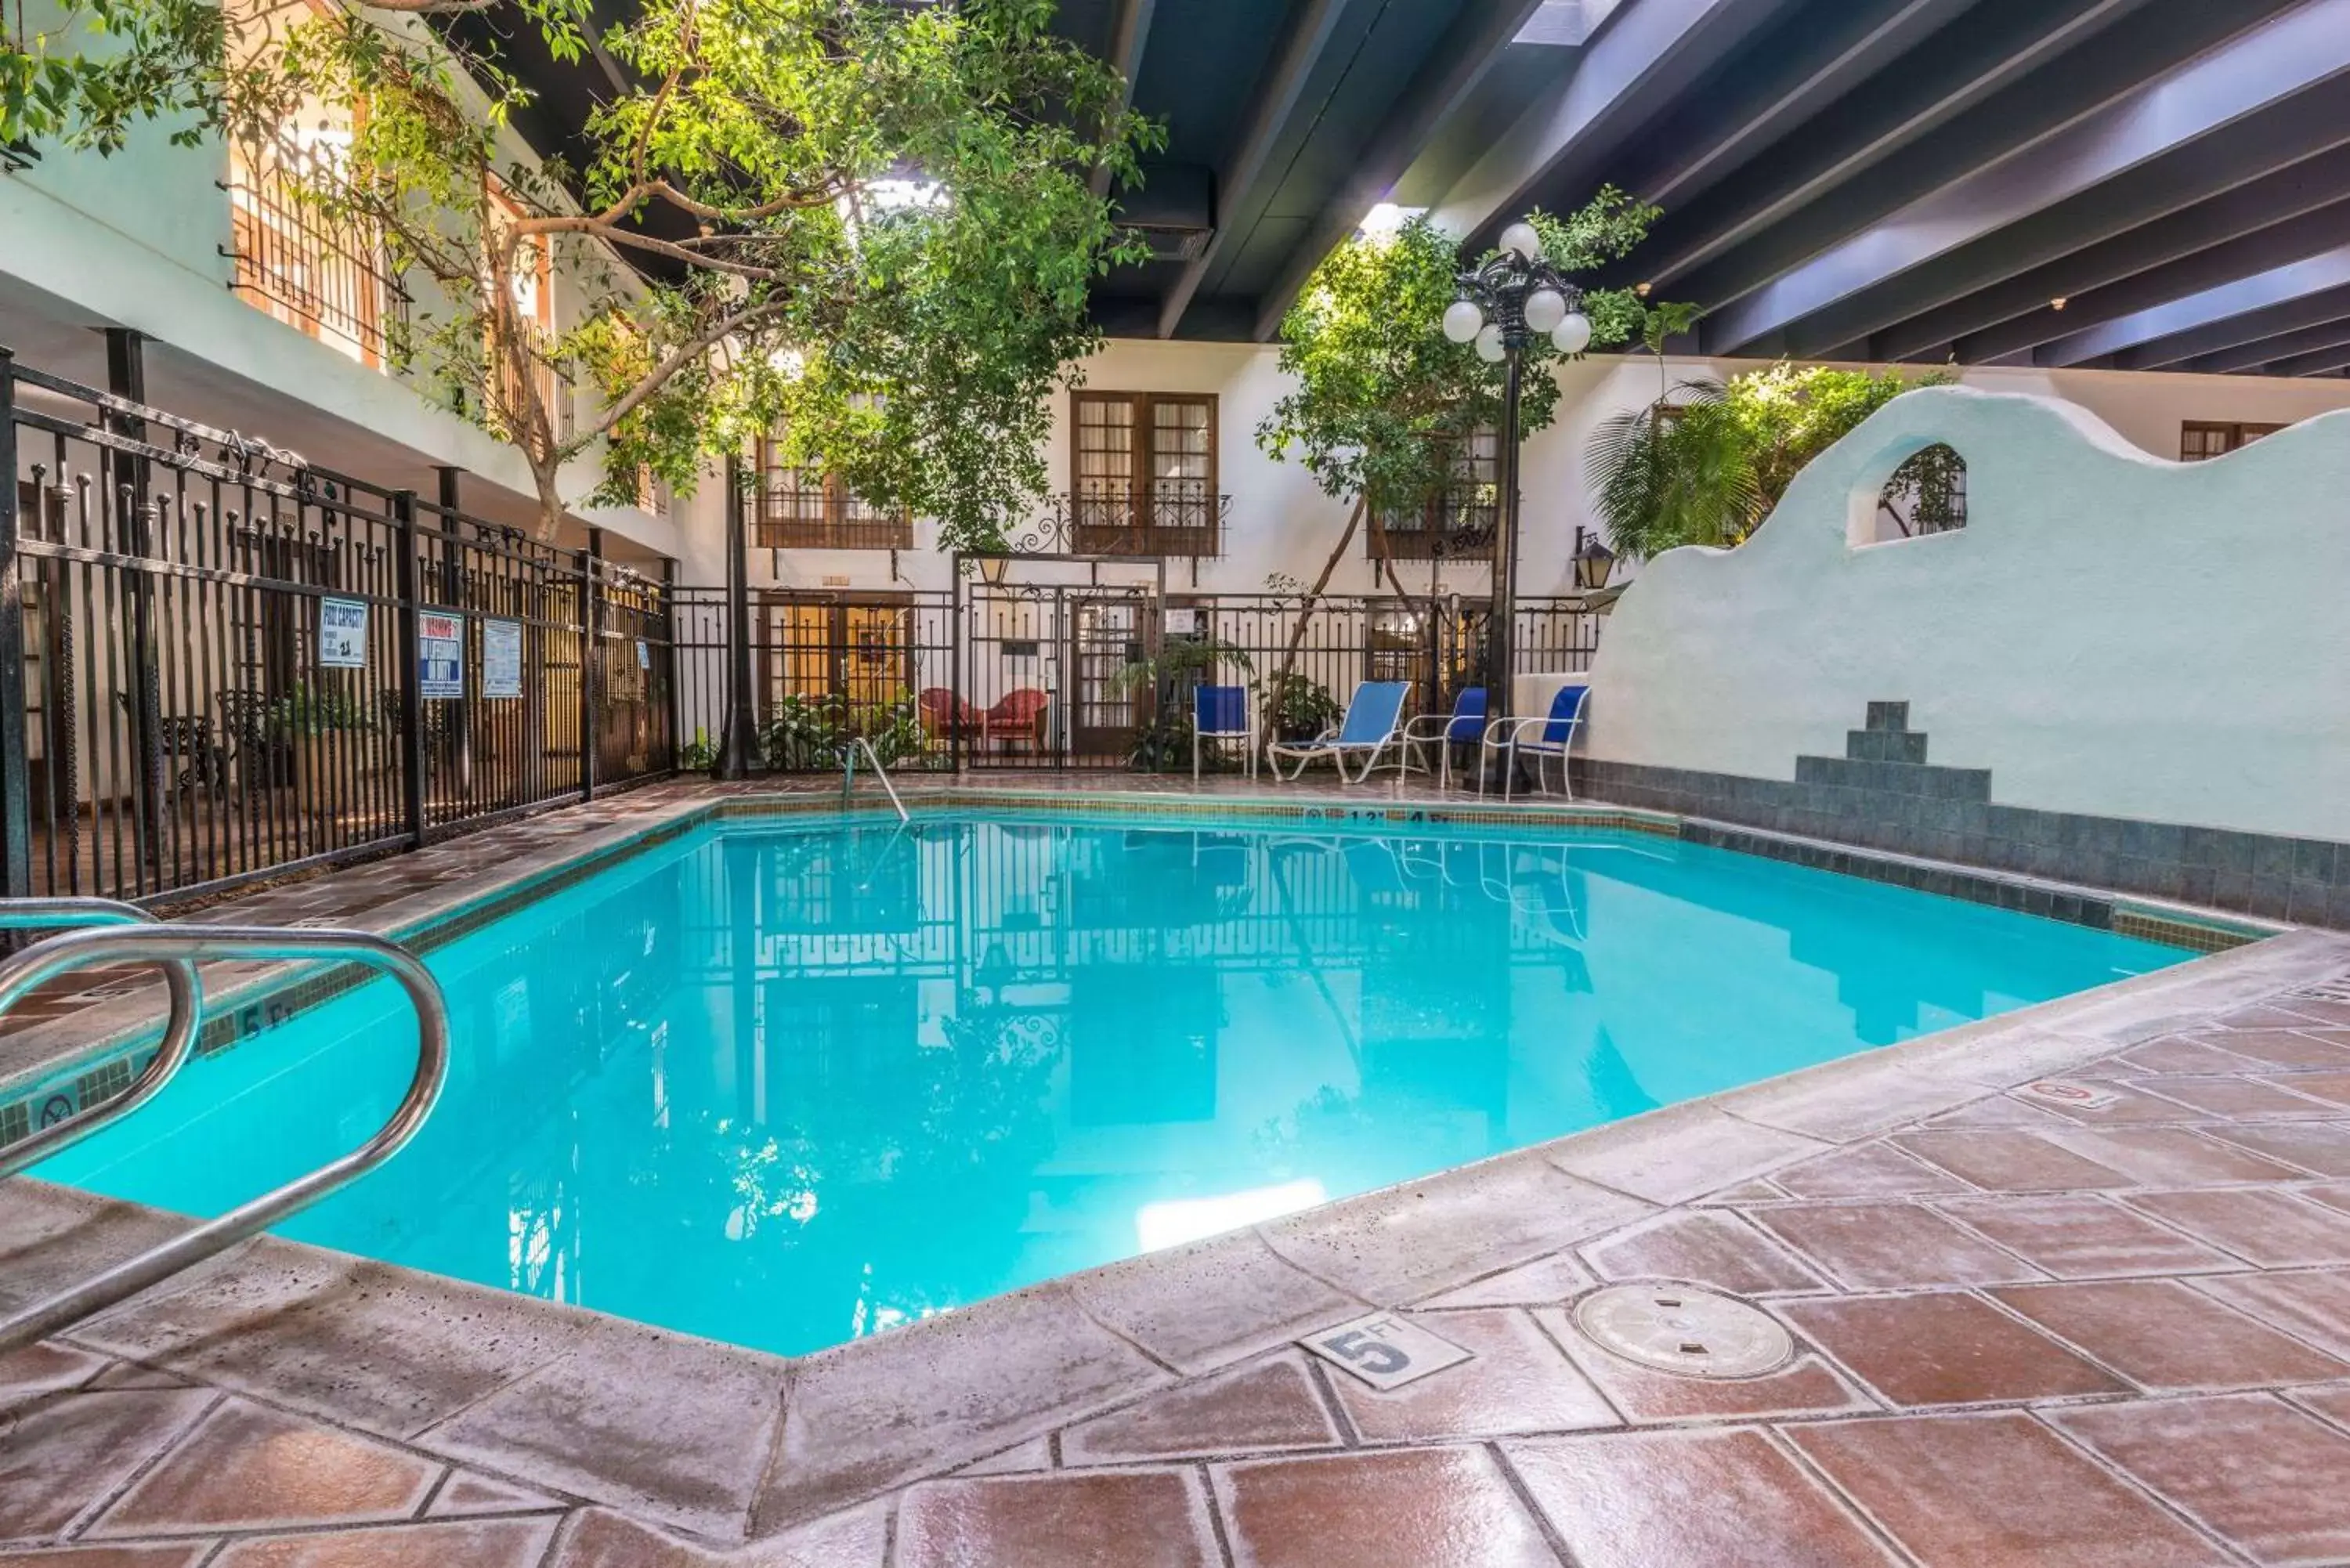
[641, 177, 842, 222]
[354, 0, 508, 16]
[516, 213, 783, 280]
[573, 297, 792, 449]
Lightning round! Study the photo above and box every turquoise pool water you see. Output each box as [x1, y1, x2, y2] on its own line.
[42, 815, 2186, 1356]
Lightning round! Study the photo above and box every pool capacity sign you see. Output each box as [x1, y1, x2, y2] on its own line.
[483, 620, 523, 699]
[418, 612, 465, 699]
[319, 598, 369, 669]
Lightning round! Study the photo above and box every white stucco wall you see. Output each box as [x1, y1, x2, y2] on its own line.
[14, 78, 2350, 593]
[1582, 385, 2350, 841]
[0, 16, 682, 561]
[747, 339, 2350, 607]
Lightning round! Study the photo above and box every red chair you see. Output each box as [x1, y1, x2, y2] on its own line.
[983, 688, 1050, 753]
[917, 687, 979, 739]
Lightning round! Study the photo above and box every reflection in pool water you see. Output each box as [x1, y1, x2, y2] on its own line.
[43, 815, 2185, 1356]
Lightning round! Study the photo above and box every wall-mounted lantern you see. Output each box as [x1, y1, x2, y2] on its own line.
[1572, 526, 1616, 593]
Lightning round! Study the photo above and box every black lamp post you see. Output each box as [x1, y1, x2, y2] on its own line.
[1444, 220, 1590, 786]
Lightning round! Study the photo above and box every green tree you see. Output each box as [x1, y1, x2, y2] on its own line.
[1588, 361, 1958, 558]
[1253, 196, 1683, 686]
[7, 0, 1156, 546]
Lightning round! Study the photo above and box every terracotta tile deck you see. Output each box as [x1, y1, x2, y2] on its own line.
[4, 782, 2350, 1566]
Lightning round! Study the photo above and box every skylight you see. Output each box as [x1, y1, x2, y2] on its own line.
[1516, 0, 1625, 48]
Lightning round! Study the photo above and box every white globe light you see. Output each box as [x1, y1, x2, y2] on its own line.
[1524, 287, 1567, 334]
[1552, 310, 1593, 356]
[1442, 299, 1484, 344]
[1475, 323, 1506, 363]
[1499, 221, 1541, 261]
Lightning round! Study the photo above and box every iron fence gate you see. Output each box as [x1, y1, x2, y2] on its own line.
[0, 351, 678, 905]
[958, 578, 1166, 769]
[672, 585, 959, 774]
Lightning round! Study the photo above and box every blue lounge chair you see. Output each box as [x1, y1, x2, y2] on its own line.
[1401, 686, 1487, 791]
[1480, 682, 1589, 800]
[1193, 685, 1255, 782]
[1266, 680, 1412, 783]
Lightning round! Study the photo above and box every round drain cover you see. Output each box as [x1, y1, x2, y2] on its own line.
[1573, 1284, 1794, 1379]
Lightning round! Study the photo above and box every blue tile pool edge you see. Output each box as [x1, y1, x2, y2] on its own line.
[0, 786, 2281, 1154]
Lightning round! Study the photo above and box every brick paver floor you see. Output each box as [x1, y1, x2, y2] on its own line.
[5, 786, 2350, 1566]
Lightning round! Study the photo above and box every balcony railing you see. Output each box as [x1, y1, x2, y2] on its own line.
[223, 159, 410, 368]
[1013, 480, 1227, 558]
[1369, 488, 1501, 561]
[754, 483, 913, 550]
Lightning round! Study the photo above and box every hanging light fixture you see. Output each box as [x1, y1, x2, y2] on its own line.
[975, 552, 1011, 586]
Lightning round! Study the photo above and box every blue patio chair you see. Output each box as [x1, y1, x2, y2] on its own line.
[1479, 682, 1589, 800]
[1193, 684, 1255, 782]
[1266, 680, 1412, 784]
[1400, 686, 1487, 791]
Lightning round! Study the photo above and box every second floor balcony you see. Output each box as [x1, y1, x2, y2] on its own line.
[1368, 487, 1500, 561]
[224, 153, 410, 370]
[1029, 479, 1230, 558]
[754, 476, 913, 551]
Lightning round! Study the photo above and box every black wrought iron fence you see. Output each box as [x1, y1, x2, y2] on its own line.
[672, 586, 959, 775]
[596, 559, 678, 788]
[673, 579, 1605, 775]
[1, 352, 679, 904]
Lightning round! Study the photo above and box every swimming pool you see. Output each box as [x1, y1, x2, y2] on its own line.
[40, 812, 2187, 1356]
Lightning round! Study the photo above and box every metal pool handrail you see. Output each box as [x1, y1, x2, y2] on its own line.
[842, 735, 909, 823]
[0, 923, 450, 1354]
[0, 898, 201, 1181]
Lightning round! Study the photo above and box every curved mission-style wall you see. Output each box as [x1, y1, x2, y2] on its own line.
[1583, 386, 2350, 847]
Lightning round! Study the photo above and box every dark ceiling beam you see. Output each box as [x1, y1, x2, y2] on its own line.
[1636, 0, 2155, 290]
[2111, 281, 2350, 369]
[2183, 320, 2350, 375]
[1429, 0, 1796, 247]
[1155, 0, 1358, 339]
[1951, 183, 2350, 364]
[1799, 92, 2350, 359]
[1701, 0, 2350, 355]
[2260, 341, 2350, 376]
[2034, 246, 2350, 365]
[1249, 0, 1550, 341]
[1876, 139, 2350, 362]
[1091, 0, 1159, 198]
[1615, 0, 1979, 219]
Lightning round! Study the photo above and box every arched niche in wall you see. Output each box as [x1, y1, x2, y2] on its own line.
[1844, 438, 1969, 547]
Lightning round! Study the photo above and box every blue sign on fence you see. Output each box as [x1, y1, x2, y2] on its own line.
[418, 611, 465, 699]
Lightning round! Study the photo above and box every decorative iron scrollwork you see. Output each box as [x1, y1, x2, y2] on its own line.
[1003, 486, 1233, 558]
